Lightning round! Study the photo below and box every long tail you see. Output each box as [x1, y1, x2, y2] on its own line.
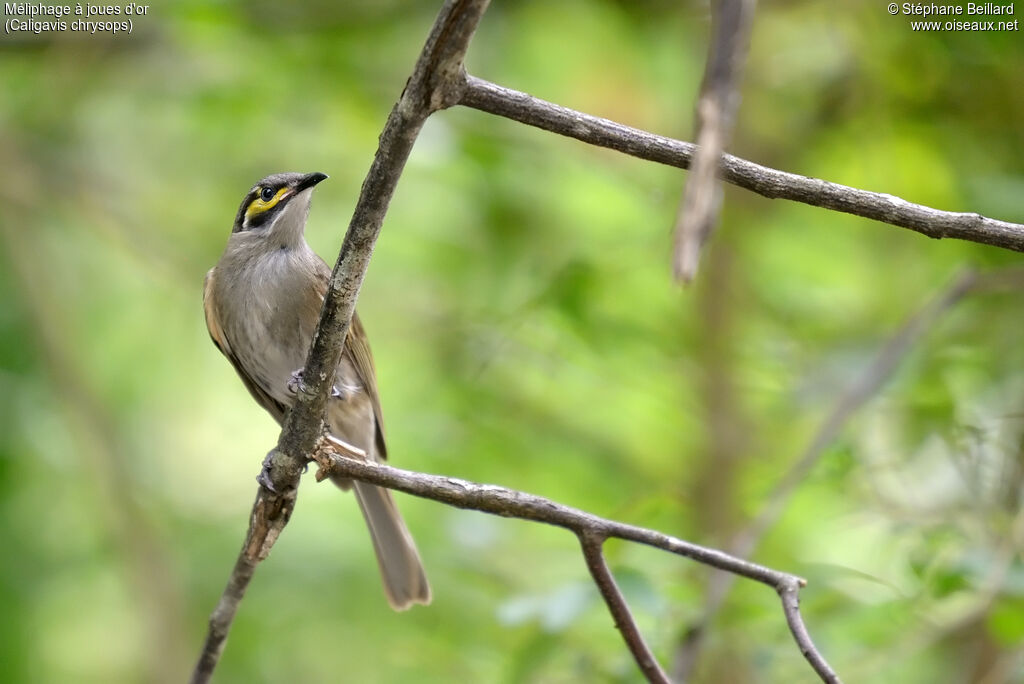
[352, 481, 431, 610]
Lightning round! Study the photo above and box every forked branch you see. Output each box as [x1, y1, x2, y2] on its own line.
[308, 444, 840, 684]
[580, 531, 670, 684]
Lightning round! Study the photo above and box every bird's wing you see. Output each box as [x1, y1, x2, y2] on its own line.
[346, 310, 387, 459]
[311, 260, 389, 460]
[203, 268, 288, 424]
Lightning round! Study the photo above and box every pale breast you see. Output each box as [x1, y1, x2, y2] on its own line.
[219, 247, 324, 406]
[214, 241, 373, 449]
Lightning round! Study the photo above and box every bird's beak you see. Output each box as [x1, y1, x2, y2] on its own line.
[277, 172, 328, 204]
[294, 172, 329, 193]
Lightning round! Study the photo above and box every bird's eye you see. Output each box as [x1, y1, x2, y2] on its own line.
[260, 187, 275, 201]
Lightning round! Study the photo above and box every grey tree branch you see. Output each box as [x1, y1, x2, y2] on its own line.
[458, 76, 1024, 253]
[779, 583, 839, 684]
[672, 267, 1024, 680]
[308, 443, 839, 683]
[674, 0, 757, 282]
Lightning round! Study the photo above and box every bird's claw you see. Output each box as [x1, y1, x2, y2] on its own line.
[257, 452, 279, 493]
[287, 369, 307, 396]
[287, 368, 350, 401]
[257, 453, 311, 491]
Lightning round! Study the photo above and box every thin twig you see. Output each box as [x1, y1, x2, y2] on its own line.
[190, 2, 491, 682]
[310, 443, 840, 682]
[778, 583, 840, 684]
[672, 267, 1024, 680]
[458, 76, 1024, 253]
[674, 0, 757, 282]
[579, 531, 670, 684]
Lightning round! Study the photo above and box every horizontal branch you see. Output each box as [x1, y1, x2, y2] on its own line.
[458, 75, 1024, 253]
[311, 444, 840, 683]
[314, 445, 789, 583]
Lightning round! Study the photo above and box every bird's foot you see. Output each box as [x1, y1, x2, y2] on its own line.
[257, 451, 279, 492]
[287, 368, 308, 396]
[257, 451, 311, 491]
[287, 368, 352, 401]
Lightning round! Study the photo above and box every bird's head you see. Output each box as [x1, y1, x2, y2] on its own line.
[231, 171, 328, 245]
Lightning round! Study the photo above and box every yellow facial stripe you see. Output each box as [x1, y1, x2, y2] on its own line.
[244, 187, 290, 222]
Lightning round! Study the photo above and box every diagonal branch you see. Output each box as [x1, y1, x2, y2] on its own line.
[271, 0, 491, 491]
[779, 582, 839, 684]
[458, 76, 1024, 253]
[309, 443, 841, 683]
[730, 269, 982, 554]
[189, 2, 491, 682]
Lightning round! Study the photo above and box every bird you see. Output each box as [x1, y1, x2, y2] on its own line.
[203, 171, 430, 610]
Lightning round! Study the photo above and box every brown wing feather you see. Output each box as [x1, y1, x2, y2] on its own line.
[346, 311, 387, 458]
[203, 268, 288, 423]
[309, 260, 388, 460]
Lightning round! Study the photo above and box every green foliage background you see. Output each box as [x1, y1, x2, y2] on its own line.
[1, 1, 1023, 682]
